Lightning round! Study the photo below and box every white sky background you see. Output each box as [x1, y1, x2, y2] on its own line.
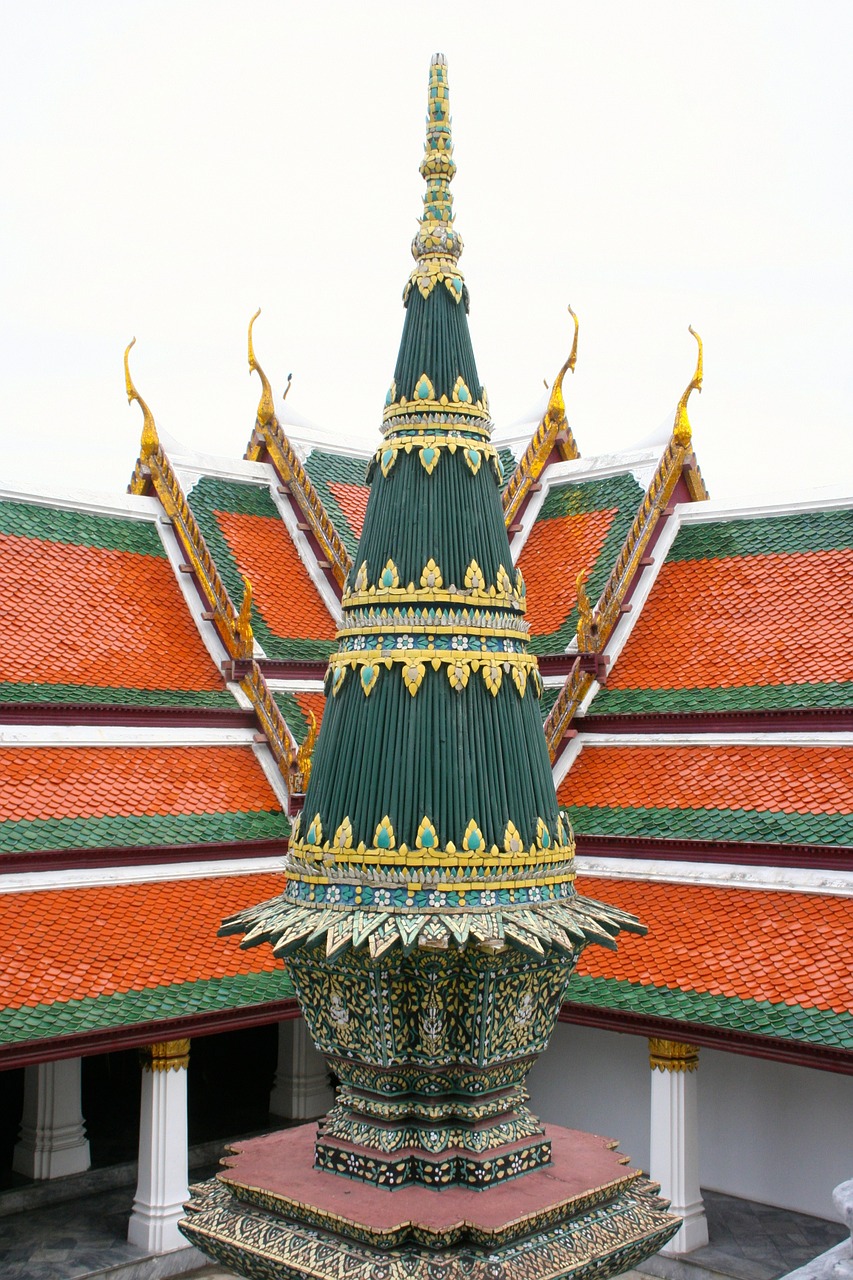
[1, 1, 851, 502]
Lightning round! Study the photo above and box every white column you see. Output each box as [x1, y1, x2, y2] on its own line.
[128, 1039, 190, 1253]
[269, 1018, 333, 1120]
[12, 1057, 91, 1179]
[649, 1038, 709, 1254]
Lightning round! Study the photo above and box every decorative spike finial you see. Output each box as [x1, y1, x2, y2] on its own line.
[296, 710, 319, 790]
[248, 309, 276, 428]
[236, 575, 254, 658]
[124, 338, 159, 460]
[409, 55, 465, 303]
[575, 568, 598, 651]
[673, 326, 703, 447]
[546, 306, 579, 426]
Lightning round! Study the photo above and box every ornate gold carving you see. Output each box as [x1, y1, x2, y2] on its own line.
[672, 326, 703, 447]
[295, 710, 318, 792]
[248, 309, 276, 428]
[238, 660, 299, 788]
[575, 569, 598, 651]
[235, 576, 254, 660]
[502, 306, 581, 529]
[327, 649, 542, 701]
[124, 341, 254, 660]
[243, 314, 352, 589]
[125, 338, 158, 460]
[140, 1039, 190, 1072]
[648, 1038, 700, 1072]
[543, 660, 594, 762]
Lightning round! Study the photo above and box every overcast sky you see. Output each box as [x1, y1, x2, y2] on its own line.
[1, 1, 851, 503]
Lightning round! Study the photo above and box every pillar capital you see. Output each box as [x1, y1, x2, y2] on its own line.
[140, 1039, 190, 1072]
[649, 1038, 700, 1073]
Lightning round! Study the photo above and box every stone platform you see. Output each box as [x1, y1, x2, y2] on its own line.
[180, 1122, 680, 1280]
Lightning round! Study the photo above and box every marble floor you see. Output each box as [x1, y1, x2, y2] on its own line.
[0, 1176, 845, 1280]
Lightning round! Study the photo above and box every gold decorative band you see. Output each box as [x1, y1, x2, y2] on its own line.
[327, 649, 542, 699]
[648, 1038, 700, 1072]
[140, 1039, 190, 1072]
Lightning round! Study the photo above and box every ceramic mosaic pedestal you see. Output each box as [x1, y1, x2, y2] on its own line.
[181, 1122, 679, 1280]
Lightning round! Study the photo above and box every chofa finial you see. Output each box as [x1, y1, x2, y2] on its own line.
[673, 326, 703, 447]
[248, 309, 276, 428]
[546, 306, 579, 426]
[124, 338, 159, 460]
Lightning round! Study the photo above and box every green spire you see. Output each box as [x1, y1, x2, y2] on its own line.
[223, 54, 644, 961]
[384, 54, 488, 426]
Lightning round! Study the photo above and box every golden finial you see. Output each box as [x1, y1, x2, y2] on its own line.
[546, 305, 579, 426]
[672, 326, 703, 447]
[408, 55, 464, 301]
[296, 710, 318, 789]
[248, 309, 276, 428]
[235, 575, 254, 658]
[124, 338, 159, 460]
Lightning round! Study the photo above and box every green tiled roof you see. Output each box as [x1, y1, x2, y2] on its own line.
[272, 691, 318, 743]
[0, 809, 291, 856]
[528, 472, 645, 655]
[186, 475, 335, 662]
[669, 508, 853, 563]
[0, 499, 166, 556]
[0, 681, 238, 708]
[566, 803, 853, 847]
[302, 449, 369, 558]
[0, 971, 295, 1045]
[588, 680, 853, 717]
[567, 975, 853, 1051]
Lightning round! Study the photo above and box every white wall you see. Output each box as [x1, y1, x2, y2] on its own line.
[527, 1022, 651, 1170]
[527, 1023, 853, 1222]
[699, 1048, 853, 1221]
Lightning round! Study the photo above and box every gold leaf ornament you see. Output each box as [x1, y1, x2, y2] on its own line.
[402, 660, 426, 695]
[420, 558, 443, 589]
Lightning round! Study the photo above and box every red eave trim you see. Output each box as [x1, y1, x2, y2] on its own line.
[0, 837, 289, 875]
[537, 654, 580, 677]
[0, 703, 255, 729]
[574, 708, 853, 734]
[223, 658, 328, 682]
[0, 998, 302, 1071]
[575, 833, 853, 872]
[559, 1001, 853, 1076]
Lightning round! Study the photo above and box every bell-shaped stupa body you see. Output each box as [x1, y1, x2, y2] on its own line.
[222, 53, 644, 1192]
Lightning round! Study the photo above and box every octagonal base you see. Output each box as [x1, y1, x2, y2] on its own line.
[180, 1123, 680, 1280]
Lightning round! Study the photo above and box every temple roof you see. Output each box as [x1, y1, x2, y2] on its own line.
[0, 741, 290, 868]
[571, 875, 853, 1055]
[0, 872, 293, 1060]
[588, 501, 853, 717]
[180, 468, 337, 661]
[558, 741, 853, 850]
[0, 494, 231, 708]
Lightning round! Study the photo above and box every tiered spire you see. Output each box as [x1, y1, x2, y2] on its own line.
[225, 53, 642, 966]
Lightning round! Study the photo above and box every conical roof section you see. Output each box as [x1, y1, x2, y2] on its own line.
[225, 55, 643, 961]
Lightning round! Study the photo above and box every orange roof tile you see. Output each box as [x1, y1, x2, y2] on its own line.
[0, 873, 284, 1008]
[559, 744, 853, 816]
[328, 482, 370, 542]
[608, 548, 853, 692]
[518, 510, 617, 636]
[575, 876, 852, 1015]
[0, 745, 281, 822]
[292, 690, 327, 737]
[215, 511, 335, 642]
[0, 533, 223, 693]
